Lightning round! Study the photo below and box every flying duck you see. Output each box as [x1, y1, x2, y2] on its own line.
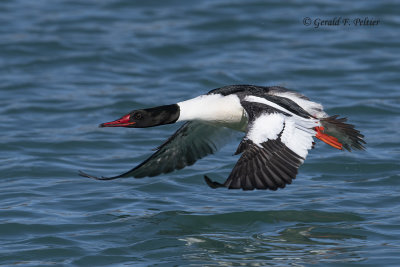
[80, 85, 365, 190]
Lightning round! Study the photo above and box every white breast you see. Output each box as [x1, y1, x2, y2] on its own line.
[177, 94, 247, 131]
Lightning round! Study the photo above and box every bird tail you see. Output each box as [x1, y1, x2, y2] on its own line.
[315, 115, 366, 151]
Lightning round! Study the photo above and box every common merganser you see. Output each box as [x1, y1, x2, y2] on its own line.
[80, 85, 365, 190]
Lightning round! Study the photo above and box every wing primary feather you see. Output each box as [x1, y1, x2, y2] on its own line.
[244, 160, 258, 190]
[255, 145, 279, 189]
[228, 165, 243, 189]
[204, 175, 225, 189]
[253, 156, 270, 189]
[78, 170, 124, 180]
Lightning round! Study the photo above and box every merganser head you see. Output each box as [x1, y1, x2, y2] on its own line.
[100, 104, 180, 128]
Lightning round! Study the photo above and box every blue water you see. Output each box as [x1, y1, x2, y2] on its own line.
[1, 0, 399, 266]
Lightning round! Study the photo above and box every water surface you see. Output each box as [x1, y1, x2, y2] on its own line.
[1, 0, 399, 266]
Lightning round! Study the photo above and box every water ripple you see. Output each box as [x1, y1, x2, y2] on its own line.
[1, 0, 400, 266]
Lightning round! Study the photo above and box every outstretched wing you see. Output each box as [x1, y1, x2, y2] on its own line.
[205, 100, 317, 190]
[80, 121, 237, 180]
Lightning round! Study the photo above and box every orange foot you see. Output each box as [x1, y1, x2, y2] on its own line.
[314, 126, 343, 150]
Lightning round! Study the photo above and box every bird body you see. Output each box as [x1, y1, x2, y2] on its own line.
[80, 85, 365, 190]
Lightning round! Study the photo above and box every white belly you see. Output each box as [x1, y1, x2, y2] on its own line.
[177, 94, 248, 131]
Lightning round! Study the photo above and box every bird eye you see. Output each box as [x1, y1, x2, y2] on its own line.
[134, 113, 143, 119]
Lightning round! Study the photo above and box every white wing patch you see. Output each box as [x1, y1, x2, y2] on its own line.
[280, 119, 314, 160]
[246, 112, 316, 160]
[247, 113, 284, 146]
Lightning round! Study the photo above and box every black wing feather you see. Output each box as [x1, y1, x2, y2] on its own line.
[80, 121, 237, 180]
[204, 138, 304, 190]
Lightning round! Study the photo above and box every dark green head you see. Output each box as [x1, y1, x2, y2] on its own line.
[99, 104, 180, 128]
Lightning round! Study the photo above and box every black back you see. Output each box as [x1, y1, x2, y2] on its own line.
[208, 85, 313, 118]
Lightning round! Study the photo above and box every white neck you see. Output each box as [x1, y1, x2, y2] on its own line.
[176, 94, 245, 126]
